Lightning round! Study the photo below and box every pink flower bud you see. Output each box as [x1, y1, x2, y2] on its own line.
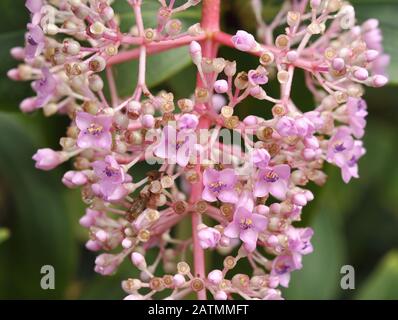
[208, 269, 223, 285]
[371, 74, 388, 87]
[173, 274, 186, 288]
[362, 19, 379, 31]
[96, 229, 108, 242]
[214, 291, 228, 300]
[353, 67, 369, 81]
[310, 0, 322, 9]
[10, 47, 25, 60]
[365, 50, 379, 62]
[62, 170, 88, 188]
[286, 50, 298, 62]
[332, 58, 345, 71]
[141, 114, 155, 128]
[243, 115, 258, 126]
[256, 205, 270, 215]
[305, 190, 314, 201]
[32, 148, 63, 171]
[214, 79, 229, 93]
[293, 193, 308, 206]
[7, 69, 20, 81]
[20, 97, 38, 113]
[95, 253, 118, 275]
[219, 236, 231, 247]
[212, 94, 226, 113]
[232, 30, 257, 52]
[304, 136, 319, 149]
[303, 148, 316, 160]
[131, 252, 147, 270]
[189, 41, 202, 65]
[86, 240, 101, 251]
[198, 227, 221, 249]
[122, 238, 133, 249]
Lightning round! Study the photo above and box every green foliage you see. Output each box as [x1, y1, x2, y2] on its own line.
[0, 113, 77, 299]
[356, 251, 398, 299]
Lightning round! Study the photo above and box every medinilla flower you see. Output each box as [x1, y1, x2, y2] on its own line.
[154, 125, 196, 167]
[32, 68, 56, 108]
[32, 148, 63, 170]
[91, 155, 129, 201]
[25, 23, 44, 60]
[271, 255, 301, 288]
[76, 112, 113, 150]
[232, 30, 257, 52]
[327, 127, 366, 183]
[250, 148, 271, 169]
[286, 227, 314, 256]
[202, 168, 239, 203]
[254, 164, 291, 200]
[346, 97, 368, 139]
[224, 192, 267, 252]
[198, 226, 221, 249]
[26, 0, 43, 25]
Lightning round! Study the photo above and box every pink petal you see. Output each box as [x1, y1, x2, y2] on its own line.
[224, 222, 240, 238]
[77, 132, 95, 149]
[253, 180, 268, 197]
[240, 229, 258, 252]
[268, 180, 287, 200]
[252, 214, 267, 232]
[96, 133, 112, 150]
[273, 164, 291, 180]
[76, 112, 94, 130]
[219, 168, 237, 186]
[218, 189, 239, 203]
[203, 168, 219, 185]
[202, 187, 217, 202]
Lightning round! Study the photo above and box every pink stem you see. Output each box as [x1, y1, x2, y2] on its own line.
[107, 34, 206, 66]
[213, 31, 329, 73]
[189, 0, 221, 301]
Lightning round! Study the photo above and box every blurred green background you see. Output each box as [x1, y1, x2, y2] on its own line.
[0, 0, 397, 299]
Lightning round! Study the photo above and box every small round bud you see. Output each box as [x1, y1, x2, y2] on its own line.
[190, 41, 202, 65]
[214, 79, 228, 94]
[131, 252, 147, 270]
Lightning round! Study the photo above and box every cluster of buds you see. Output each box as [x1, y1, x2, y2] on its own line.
[9, 0, 388, 300]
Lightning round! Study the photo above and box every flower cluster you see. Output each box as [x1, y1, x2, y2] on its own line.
[9, 0, 388, 300]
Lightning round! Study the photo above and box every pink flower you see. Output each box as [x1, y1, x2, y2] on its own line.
[346, 97, 367, 139]
[271, 255, 302, 287]
[92, 155, 128, 201]
[177, 114, 199, 130]
[251, 148, 271, 169]
[254, 164, 291, 200]
[32, 68, 56, 107]
[224, 199, 267, 252]
[79, 208, 102, 228]
[26, 0, 42, 13]
[154, 125, 196, 167]
[248, 67, 268, 86]
[286, 227, 314, 255]
[62, 170, 88, 188]
[76, 112, 113, 150]
[32, 148, 63, 171]
[327, 128, 365, 183]
[25, 23, 45, 59]
[95, 253, 120, 275]
[202, 168, 239, 203]
[232, 30, 257, 52]
[198, 227, 221, 249]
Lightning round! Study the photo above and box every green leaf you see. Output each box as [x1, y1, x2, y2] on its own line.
[113, 46, 193, 97]
[356, 251, 398, 299]
[0, 228, 10, 244]
[283, 209, 345, 299]
[0, 112, 77, 299]
[352, 0, 398, 83]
